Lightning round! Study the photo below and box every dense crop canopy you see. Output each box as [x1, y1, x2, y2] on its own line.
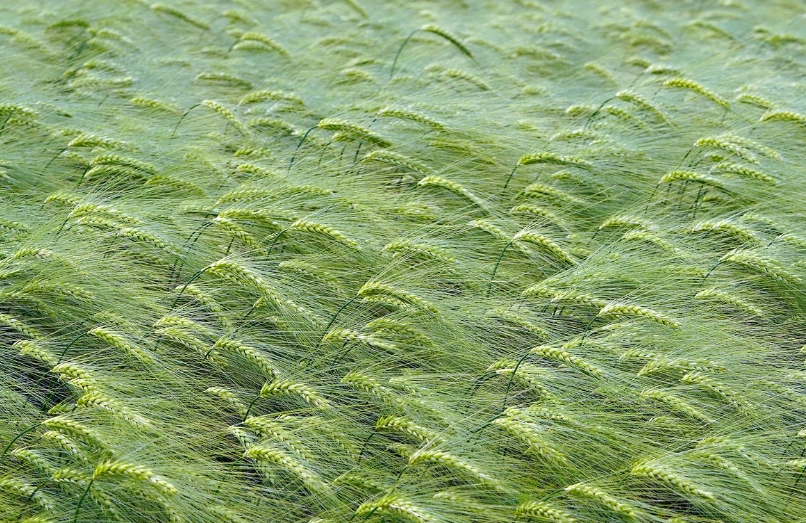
[2, 1, 806, 522]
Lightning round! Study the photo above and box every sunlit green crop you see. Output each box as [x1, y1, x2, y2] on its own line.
[2, 1, 806, 522]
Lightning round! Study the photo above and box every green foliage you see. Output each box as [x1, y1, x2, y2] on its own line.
[2, 0, 806, 522]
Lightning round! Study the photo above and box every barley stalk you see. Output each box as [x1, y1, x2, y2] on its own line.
[90, 326, 154, 364]
[663, 78, 729, 108]
[565, 483, 637, 518]
[317, 118, 391, 147]
[356, 494, 434, 523]
[531, 345, 604, 376]
[260, 379, 330, 408]
[244, 445, 330, 495]
[151, 3, 209, 30]
[235, 32, 289, 56]
[93, 460, 177, 495]
[631, 461, 715, 500]
[516, 501, 576, 523]
[358, 282, 438, 313]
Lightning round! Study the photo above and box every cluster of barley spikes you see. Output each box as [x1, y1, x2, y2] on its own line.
[3, 0, 806, 522]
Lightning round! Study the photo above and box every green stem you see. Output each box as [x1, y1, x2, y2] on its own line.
[390, 29, 420, 79]
[580, 314, 598, 340]
[171, 220, 213, 283]
[267, 228, 289, 255]
[487, 239, 516, 298]
[0, 115, 10, 135]
[242, 386, 266, 421]
[288, 125, 318, 171]
[702, 260, 723, 285]
[1, 423, 42, 460]
[171, 103, 201, 137]
[43, 146, 68, 174]
[468, 371, 498, 396]
[72, 478, 94, 523]
[169, 266, 210, 311]
[791, 446, 806, 492]
[357, 431, 376, 463]
[583, 96, 614, 129]
[501, 351, 532, 414]
[23, 479, 50, 506]
[75, 165, 91, 188]
[315, 295, 358, 350]
[502, 164, 518, 190]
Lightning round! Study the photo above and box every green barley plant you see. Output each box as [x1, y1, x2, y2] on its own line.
[2, 1, 806, 522]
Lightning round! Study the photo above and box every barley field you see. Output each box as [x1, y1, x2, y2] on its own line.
[2, 1, 806, 522]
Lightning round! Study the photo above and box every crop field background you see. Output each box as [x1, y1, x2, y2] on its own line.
[2, 0, 806, 522]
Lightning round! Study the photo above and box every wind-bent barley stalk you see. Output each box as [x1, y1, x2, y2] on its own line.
[239, 89, 303, 106]
[408, 450, 502, 489]
[356, 495, 434, 523]
[418, 175, 486, 209]
[151, 3, 209, 30]
[215, 338, 276, 376]
[565, 483, 637, 518]
[690, 219, 759, 244]
[317, 118, 391, 147]
[201, 100, 249, 135]
[41, 416, 100, 446]
[719, 249, 801, 283]
[631, 461, 715, 500]
[493, 414, 564, 462]
[659, 170, 723, 189]
[383, 240, 455, 263]
[260, 380, 330, 408]
[710, 162, 774, 184]
[597, 303, 680, 328]
[244, 446, 331, 495]
[663, 78, 730, 108]
[377, 107, 446, 131]
[694, 287, 763, 316]
[77, 391, 151, 427]
[435, 67, 491, 91]
[531, 345, 604, 376]
[4, 3, 806, 523]
[130, 96, 181, 114]
[89, 326, 153, 364]
[391, 24, 474, 78]
[358, 282, 438, 313]
[233, 32, 289, 57]
[514, 231, 576, 265]
[376, 415, 441, 442]
[518, 152, 593, 169]
[93, 460, 177, 496]
[196, 72, 253, 89]
[521, 183, 582, 204]
[362, 150, 431, 174]
[89, 155, 156, 174]
[290, 219, 359, 248]
[694, 137, 757, 163]
[614, 90, 671, 123]
[681, 371, 740, 407]
[516, 501, 576, 523]
[760, 110, 806, 125]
